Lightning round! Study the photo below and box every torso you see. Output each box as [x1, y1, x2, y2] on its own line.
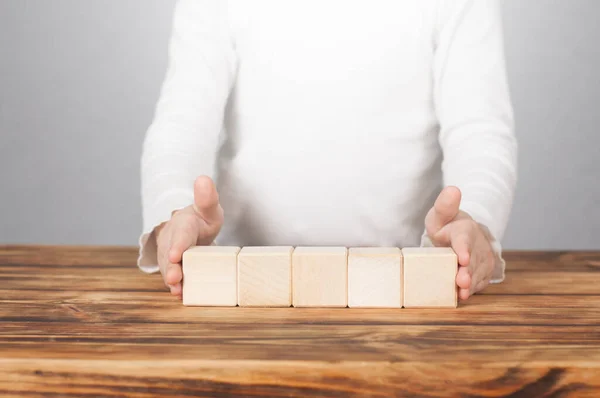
[215, 1, 443, 247]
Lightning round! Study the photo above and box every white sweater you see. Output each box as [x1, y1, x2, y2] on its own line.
[139, 0, 517, 283]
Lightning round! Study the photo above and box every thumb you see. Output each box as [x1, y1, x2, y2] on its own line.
[425, 186, 462, 238]
[192, 175, 224, 226]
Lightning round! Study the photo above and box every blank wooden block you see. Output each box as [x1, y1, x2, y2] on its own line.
[402, 247, 458, 308]
[348, 247, 402, 308]
[182, 246, 240, 306]
[238, 246, 293, 307]
[292, 247, 348, 307]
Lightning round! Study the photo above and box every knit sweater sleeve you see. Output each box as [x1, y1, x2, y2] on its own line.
[138, 0, 237, 273]
[422, 0, 518, 283]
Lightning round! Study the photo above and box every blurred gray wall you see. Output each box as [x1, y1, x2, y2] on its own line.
[1, 0, 599, 249]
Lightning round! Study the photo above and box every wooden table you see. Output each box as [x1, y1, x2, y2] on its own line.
[1, 246, 599, 397]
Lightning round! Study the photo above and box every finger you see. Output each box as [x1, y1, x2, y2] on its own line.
[168, 224, 197, 264]
[456, 266, 471, 290]
[425, 186, 462, 238]
[161, 259, 182, 296]
[458, 288, 470, 301]
[165, 283, 181, 297]
[457, 247, 478, 301]
[449, 228, 472, 267]
[169, 281, 182, 296]
[165, 261, 183, 287]
[164, 223, 197, 288]
[470, 250, 494, 295]
[193, 175, 223, 226]
[156, 227, 172, 283]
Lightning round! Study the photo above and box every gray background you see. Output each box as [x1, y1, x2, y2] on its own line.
[1, 0, 598, 249]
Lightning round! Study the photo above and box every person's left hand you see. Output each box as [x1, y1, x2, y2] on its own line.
[424, 186, 495, 301]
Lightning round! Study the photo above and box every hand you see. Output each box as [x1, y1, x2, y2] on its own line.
[155, 176, 224, 297]
[424, 186, 495, 301]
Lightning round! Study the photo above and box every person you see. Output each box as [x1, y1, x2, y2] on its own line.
[138, 0, 517, 302]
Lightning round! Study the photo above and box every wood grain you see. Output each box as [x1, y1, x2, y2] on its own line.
[2, 360, 600, 398]
[291, 247, 348, 307]
[237, 246, 293, 307]
[1, 245, 600, 397]
[347, 247, 402, 308]
[182, 246, 240, 306]
[402, 247, 457, 308]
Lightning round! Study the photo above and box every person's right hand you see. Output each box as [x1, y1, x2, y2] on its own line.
[155, 176, 224, 297]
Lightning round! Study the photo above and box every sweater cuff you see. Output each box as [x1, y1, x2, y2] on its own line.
[137, 192, 194, 274]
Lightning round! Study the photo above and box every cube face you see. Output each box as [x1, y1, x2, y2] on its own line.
[238, 246, 293, 307]
[348, 247, 402, 308]
[182, 246, 240, 306]
[292, 247, 348, 307]
[402, 247, 457, 308]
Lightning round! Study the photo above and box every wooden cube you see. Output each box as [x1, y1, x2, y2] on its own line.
[292, 247, 348, 307]
[237, 246, 293, 307]
[182, 246, 240, 306]
[347, 247, 402, 308]
[402, 247, 458, 308]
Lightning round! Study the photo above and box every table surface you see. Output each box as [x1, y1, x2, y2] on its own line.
[1, 245, 600, 397]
